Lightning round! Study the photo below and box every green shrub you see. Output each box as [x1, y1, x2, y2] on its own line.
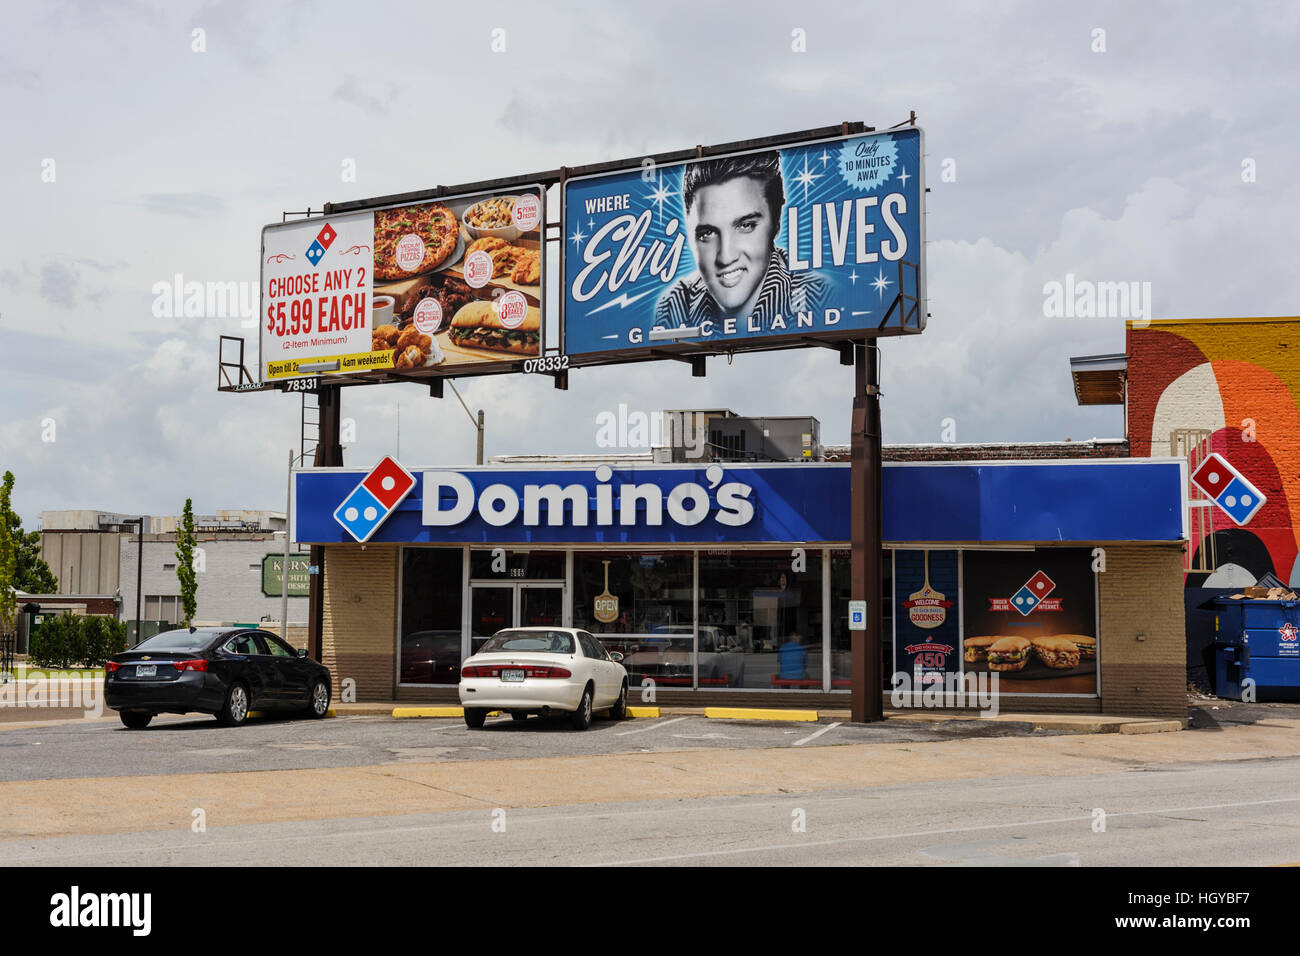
[29, 611, 77, 669]
[84, 616, 127, 667]
[28, 613, 128, 669]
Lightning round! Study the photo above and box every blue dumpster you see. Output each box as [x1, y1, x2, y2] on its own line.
[1211, 596, 1300, 700]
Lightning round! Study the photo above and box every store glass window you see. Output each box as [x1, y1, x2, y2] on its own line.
[830, 549, 894, 690]
[699, 550, 823, 690]
[400, 548, 464, 685]
[469, 549, 565, 580]
[572, 551, 694, 688]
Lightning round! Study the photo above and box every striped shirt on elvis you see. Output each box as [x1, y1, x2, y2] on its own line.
[652, 248, 832, 332]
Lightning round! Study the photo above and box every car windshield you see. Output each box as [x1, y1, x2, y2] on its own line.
[132, 629, 214, 652]
[479, 630, 574, 654]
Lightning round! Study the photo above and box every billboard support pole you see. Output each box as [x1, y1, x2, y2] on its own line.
[850, 339, 884, 722]
[309, 384, 343, 662]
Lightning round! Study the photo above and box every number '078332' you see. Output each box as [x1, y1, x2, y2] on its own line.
[522, 355, 569, 373]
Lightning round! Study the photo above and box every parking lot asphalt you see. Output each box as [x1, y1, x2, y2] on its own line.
[0, 711, 1060, 783]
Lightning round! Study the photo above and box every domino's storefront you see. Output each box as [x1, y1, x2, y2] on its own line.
[293, 458, 1190, 718]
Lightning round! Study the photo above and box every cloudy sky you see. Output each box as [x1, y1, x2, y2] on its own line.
[1, 0, 1295, 526]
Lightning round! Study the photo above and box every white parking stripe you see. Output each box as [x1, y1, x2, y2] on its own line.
[616, 716, 691, 737]
[792, 722, 841, 747]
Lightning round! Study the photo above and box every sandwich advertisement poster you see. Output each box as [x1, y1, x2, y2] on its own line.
[961, 548, 1098, 695]
[260, 187, 544, 381]
[562, 128, 924, 358]
[893, 550, 960, 686]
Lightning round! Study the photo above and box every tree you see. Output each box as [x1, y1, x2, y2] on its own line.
[16, 529, 58, 594]
[0, 472, 15, 640]
[176, 498, 197, 627]
[0, 471, 58, 600]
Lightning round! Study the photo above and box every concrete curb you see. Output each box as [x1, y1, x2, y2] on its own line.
[1119, 720, 1185, 734]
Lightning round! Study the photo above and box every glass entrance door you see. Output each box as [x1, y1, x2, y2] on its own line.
[519, 583, 563, 629]
[470, 585, 513, 655]
[469, 583, 565, 654]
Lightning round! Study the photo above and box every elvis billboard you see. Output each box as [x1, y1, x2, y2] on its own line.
[561, 127, 925, 358]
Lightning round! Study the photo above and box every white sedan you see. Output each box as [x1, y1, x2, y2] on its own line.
[459, 627, 629, 730]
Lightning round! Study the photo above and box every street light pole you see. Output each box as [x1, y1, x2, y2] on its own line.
[447, 380, 485, 466]
[282, 448, 293, 641]
[134, 517, 144, 646]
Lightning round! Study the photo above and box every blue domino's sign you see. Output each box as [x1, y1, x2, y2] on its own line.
[562, 128, 925, 358]
[292, 460, 1187, 546]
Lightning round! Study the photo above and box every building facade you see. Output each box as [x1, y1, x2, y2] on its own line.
[294, 457, 1189, 719]
[37, 510, 307, 634]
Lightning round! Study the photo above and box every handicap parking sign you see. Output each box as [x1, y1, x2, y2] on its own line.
[849, 601, 867, 631]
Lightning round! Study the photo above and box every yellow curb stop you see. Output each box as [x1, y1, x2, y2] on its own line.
[393, 706, 464, 718]
[626, 706, 659, 718]
[705, 707, 819, 722]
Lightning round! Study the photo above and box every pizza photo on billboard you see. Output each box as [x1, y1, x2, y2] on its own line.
[373, 202, 460, 279]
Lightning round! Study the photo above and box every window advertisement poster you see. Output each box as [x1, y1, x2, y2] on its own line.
[893, 549, 960, 686]
[260, 187, 544, 381]
[961, 548, 1099, 696]
[562, 128, 924, 358]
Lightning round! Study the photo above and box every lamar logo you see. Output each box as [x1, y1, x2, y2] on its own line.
[989, 570, 1061, 617]
[50, 886, 151, 936]
[305, 222, 338, 267]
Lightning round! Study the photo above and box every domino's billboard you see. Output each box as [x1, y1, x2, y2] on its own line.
[561, 128, 925, 358]
[293, 459, 1187, 546]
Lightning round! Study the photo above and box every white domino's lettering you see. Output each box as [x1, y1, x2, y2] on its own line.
[422, 464, 755, 529]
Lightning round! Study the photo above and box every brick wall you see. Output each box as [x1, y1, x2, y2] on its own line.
[321, 545, 398, 700]
[1098, 544, 1187, 719]
[1127, 317, 1300, 587]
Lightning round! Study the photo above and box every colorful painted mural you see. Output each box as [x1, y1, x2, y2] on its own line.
[1127, 317, 1300, 588]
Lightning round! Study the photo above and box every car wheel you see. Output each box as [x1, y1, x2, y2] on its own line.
[217, 683, 250, 726]
[608, 681, 628, 720]
[307, 679, 330, 719]
[464, 707, 487, 729]
[119, 710, 152, 730]
[510, 711, 528, 722]
[570, 685, 594, 730]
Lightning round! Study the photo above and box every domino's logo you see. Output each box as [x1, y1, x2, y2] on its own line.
[334, 457, 415, 542]
[1010, 570, 1055, 617]
[988, 570, 1063, 616]
[305, 222, 338, 268]
[1190, 453, 1266, 526]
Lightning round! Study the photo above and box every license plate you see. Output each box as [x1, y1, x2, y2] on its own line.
[500, 669, 525, 682]
[135, 664, 157, 678]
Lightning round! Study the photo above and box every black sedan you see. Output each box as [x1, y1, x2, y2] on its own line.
[106, 627, 332, 729]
